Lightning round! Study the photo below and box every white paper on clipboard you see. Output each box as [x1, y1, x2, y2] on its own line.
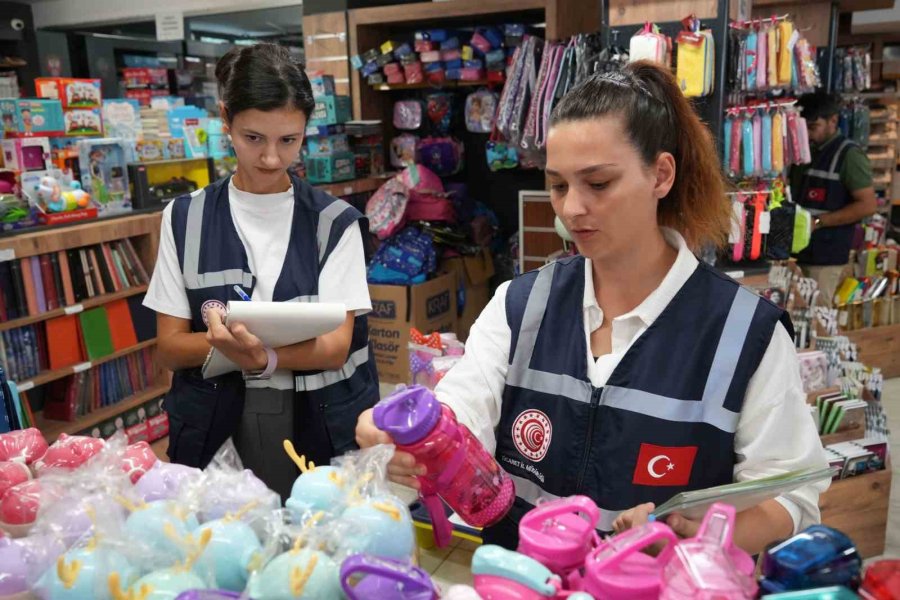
[202, 301, 346, 379]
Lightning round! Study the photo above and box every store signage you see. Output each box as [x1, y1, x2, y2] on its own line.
[156, 12, 184, 41]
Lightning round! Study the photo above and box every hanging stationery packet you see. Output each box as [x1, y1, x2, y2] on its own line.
[732, 197, 746, 262]
[521, 40, 552, 154]
[767, 189, 796, 260]
[741, 115, 755, 177]
[704, 30, 715, 95]
[471, 31, 492, 54]
[791, 46, 799, 89]
[797, 116, 812, 163]
[793, 205, 813, 254]
[786, 109, 802, 165]
[795, 38, 817, 88]
[723, 116, 733, 172]
[767, 26, 778, 87]
[465, 89, 498, 133]
[752, 111, 763, 176]
[676, 28, 710, 97]
[744, 30, 758, 90]
[756, 27, 768, 91]
[741, 195, 759, 261]
[772, 109, 784, 173]
[629, 23, 668, 64]
[749, 192, 767, 260]
[537, 43, 566, 148]
[777, 21, 794, 85]
[762, 112, 773, 174]
[394, 100, 424, 130]
[730, 116, 742, 175]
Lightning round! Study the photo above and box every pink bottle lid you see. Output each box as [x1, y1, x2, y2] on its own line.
[581, 522, 678, 600]
[518, 495, 600, 574]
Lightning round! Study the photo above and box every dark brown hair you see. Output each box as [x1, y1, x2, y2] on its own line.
[549, 61, 731, 250]
[215, 43, 315, 122]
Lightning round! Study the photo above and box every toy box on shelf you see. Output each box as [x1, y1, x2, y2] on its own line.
[128, 157, 216, 209]
[21, 167, 99, 226]
[34, 78, 102, 109]
[63, 108, 103, 136]
[1, 137, 51, 172]
[0, 99, 65, 137]
[77, 138, 131, 215]
[0, 169, 37, 231]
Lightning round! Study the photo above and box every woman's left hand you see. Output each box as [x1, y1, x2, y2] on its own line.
[665, 513, 701, 539]
[206, 308, 269, 371]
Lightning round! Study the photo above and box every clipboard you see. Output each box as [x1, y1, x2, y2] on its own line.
[202, 301, 347, 379]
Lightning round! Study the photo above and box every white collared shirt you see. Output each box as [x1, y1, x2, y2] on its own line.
[435, 228, 828, 533]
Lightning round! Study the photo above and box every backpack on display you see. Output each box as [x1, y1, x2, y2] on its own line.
[465, 89, 498, 133]
[366, 178, 410, 240]
[417, 137, 463, 176]
[394, 100, 425, 130]
[401, 164, 456, 223]
[390, 133, 419, 168]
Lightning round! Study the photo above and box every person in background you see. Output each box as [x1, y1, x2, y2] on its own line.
[357, 62, 828, 554]
[145, 43, 379, 499]
[790, 92, 877, 306]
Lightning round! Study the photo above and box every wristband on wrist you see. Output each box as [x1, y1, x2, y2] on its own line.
[243, 347, 277, 381]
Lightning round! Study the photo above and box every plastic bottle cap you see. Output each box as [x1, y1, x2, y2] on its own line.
[372, 385, 442, 445]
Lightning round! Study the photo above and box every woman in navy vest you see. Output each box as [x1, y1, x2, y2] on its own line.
[357, 62, 827, 553]
[145, 43, 379, 499]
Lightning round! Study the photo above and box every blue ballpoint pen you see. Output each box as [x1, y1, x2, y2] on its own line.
[233, 285, 251, 301]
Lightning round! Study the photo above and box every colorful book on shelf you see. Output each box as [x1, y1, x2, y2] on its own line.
[46, 315, 84, 370]
[29, 256, 46, 314]
[78, 249, 95, 298]
[122, 239, 150, 283]
[106, 299, 139, 352]
[115, 241, 140, 287]
[49, 252, 65, 310]
[88, 248, 107, 296]
[110, 246, 131, 289]
[57, 251, 76, 307]
[0, 261, 18, 320]
[0, 366, 11, 433]
[9, 260, 26, 319]
[78, 307, 115, 361]
[128, 294, 157, 342]
[19, 258, 38, 316]
[101, 243, 122, 291]
[40, 254, 58, 311]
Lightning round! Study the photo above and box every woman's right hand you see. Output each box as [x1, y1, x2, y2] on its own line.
[355, 408, 426, 490]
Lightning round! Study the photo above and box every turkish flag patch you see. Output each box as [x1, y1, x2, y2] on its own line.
[806, 188, 827, 203]
[632, 443, 698, 487]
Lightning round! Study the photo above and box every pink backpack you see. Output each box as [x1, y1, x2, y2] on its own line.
[366, 177, 409, 240]
[401, 165, 456, 223]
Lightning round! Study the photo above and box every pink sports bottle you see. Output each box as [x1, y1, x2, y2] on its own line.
[373, 386, 515, 547]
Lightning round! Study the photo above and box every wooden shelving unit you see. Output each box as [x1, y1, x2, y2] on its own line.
[0, 212, 168, 450]
[16, 339, 157, 391]
[315, 174, 394, 198]
[0, 285, 149, 333]
[820, 467, 891, 558]
[34, 382, 169, 443]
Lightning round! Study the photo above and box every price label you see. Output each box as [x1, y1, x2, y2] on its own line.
[73, 362, 92, 373]
[17, 381, 34, 392]
[0, 249, 15, 262]
[64, 303, 84, 315]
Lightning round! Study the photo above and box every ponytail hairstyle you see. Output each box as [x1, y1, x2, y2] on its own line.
[215, 43, 315, 122]
[549, 61, 731, 251]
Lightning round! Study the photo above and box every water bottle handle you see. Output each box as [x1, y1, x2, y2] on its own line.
[520, 495, 600, 530]
[341, 555, 436, 600]
[422, 493, 454, 548]
[588, 523, 678, 572]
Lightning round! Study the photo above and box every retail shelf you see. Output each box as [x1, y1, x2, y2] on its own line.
[0, 285, 149, 333]
[15, 339, 157, 391]
[314, 174, 394, 197]
[370, 80, 490, 91]
[34, 383, 169, 443]
[0, 59, 27, 69]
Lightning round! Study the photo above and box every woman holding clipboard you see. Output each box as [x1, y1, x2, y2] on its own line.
[144, 43, 379, 498]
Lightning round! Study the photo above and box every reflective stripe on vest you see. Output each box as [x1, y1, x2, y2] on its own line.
[295, 346, 370, 392]
[317, 199, 354, 266]
[506, 262, 761, 434]
[182, 189, 253, 290]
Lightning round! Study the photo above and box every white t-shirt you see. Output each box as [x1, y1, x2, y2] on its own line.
[435, 229, 829, 534]
[144, 180, 372, 390]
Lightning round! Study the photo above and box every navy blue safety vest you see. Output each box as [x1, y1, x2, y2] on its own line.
[483, 256, 792, 547]
[163, 173, 379, 468]
[796, 134, 858, 266]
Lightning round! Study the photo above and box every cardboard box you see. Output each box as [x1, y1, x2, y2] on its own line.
[368, 272, 458, 383]
[1, 99, 65, 136]
[442, 248, 495, 341]
[305, 151, 356, 184]
[306, 133, 350, 155]
[310, 95, 352, 127]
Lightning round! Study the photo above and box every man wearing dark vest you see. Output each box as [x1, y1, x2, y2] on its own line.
[790, 92, 877, 306]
